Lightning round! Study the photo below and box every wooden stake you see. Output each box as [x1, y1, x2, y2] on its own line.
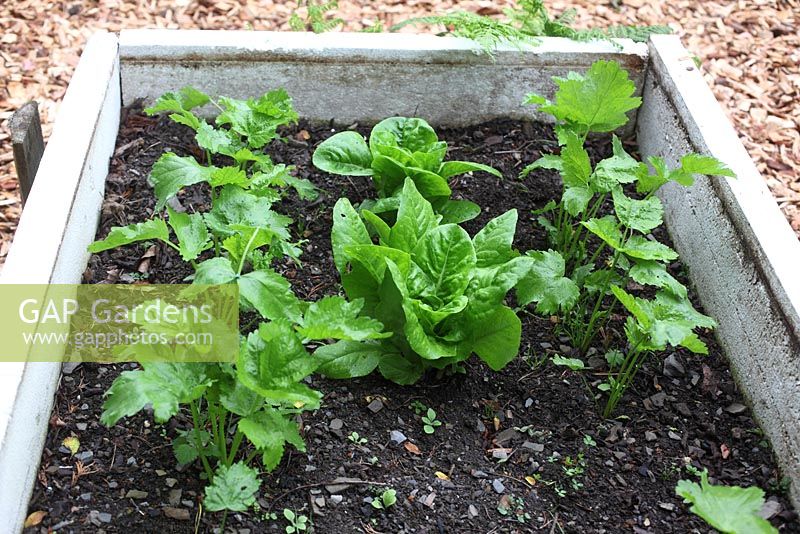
[9, 101, 45, 205]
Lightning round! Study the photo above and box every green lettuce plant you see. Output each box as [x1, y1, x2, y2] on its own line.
[312, 116, 501, 223]
[520, 60, 733, 415]
[315, 178, 551, 384]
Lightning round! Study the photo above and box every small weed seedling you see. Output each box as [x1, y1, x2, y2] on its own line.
[422, 408, 443, 434]
[348, 431, 368, 445]
[283, 508, 309, 533]
[410, 400, 428, 415]
[498, 494, 531, 524]
[371, 488, 398, 510]
[676, 470, 776, 534]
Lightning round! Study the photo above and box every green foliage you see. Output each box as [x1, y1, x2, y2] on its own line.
[317, 178, 560, 384]
[371, 488, 398, 510]
[204, 463, 260, 512]
[289, 0, 343, 33]
[519, 61, 733, 416]
[391, 0, 672, 56]
[312, 117, 499, 221]
[283, 508, 310, 533]
[676, 470, 777, 534]
[422, 408, 442, 434]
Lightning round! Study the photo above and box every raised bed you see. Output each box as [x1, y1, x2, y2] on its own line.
[2, 30, 799, 532]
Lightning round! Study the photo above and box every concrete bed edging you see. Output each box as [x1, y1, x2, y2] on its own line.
[0, 32, 120, 534]
[118, 29, 649, 133]
[0, 29, 798, 532]
[638, 34, 800, 508]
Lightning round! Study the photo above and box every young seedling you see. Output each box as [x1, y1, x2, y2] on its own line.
[348, 431, 368, 445]
[283, 508, 309, 533]
[497, 494, 531, 524]
[371, 488, 398, 510]
[422, 408, 442, 434]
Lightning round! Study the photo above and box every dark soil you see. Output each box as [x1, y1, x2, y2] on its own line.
[26, 110, 799, 533]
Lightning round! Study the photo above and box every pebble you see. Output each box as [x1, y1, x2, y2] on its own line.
[169, 489, 182, 506]
[390, 430, 407, 444]
[422, 492, 436, 508]
[329, 419, 344, 430]
[108, 481, 118, 489]
[76, 423, 88, 431]
[80, 492, 92, 501]
[314, 497, 326, 508]
[668, 431, 682, 441]
[470, 469, 489, 479]
[663, 353, 685, 377]
[367, 399, 384, 413]
[524, 398, 533, 408]
[645, 431, 658, 442]
[476, 420, 486, 433]
[491, 479, 505, 494]
[522, 441, 544, 452]
[165, 478, 177, 488]
[468, 504, 479, 518]
[658, 502, 676, 511]
[155, 469, 166, 476]
[75, 451, 94, 462]
[330, 495, 344, 504]
[163, 507, 191, 520]
[125, 489, 148, 499]
[725, 403, 747, 414]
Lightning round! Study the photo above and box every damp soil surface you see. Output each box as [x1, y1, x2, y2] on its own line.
[26, 110, 800, 533]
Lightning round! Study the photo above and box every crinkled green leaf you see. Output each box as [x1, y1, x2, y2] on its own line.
[210, 166, 249, 188]
[238, 408, 305, 471]
[221, 225, 275, 267]
[193, 257, 237, 284]
[472, 209, 518, 268]
[196, 122, 239, 155]
[297, 296, 389, 341]
[216, 90, 297, 149]
[592, 136, 641, 191]
[315, 340, 384, 379]
[344, 245, 411, 285]
[237, 321, 322, 407]
[412, 224, 476, 302]
[101, 363, 210, 426]
[561, 130, 593, 215]
[150, 153, 216, 211]
[532, 60, 642, 135]
[204, 186, 290, 239]
[204, 463, 260, 512]
[331, 198, 372, 273]
[612, 188, 664, 234]
[144, 86, 209, 130]
[517, 250, 580, 314]
[676, 471, 775, 534]
[167, 207, 211, 261]
[220, 380, 263, 417]
[629, 259, 687, 297]
[435, 199, 481, 224]
[88, 218, 170, 253]
[378, 353, 424, 385]
[312, 131, 374, 176]
[389, 178, 438, 253]
[470, 305, 521, 371]
[238, 269, 304, 323]
[552, 355, 586, 371]
[581, 216, 623, 250]
[438, 160, 501, 179]
[369, 117, 439, 153]
[622, 235, 678, 261]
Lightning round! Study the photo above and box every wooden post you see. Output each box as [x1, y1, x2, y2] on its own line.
[9, 101, 45, 205]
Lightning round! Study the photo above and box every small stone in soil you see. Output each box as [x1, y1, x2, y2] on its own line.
[645, 431, 658, 442]
[492, 479, 505, 494]
[725, 403, 747, 414]
[663, 353, 686, 377]
[80, 492, 91, 501]
[658, 502, 676, 511]
[668, 431, 681, 441]
[468, 504, 479, 518]
[389, 430, 406, 444]
[329, 418, 343, 430]
[522, 441, 544, 452]
[165, 478, 177, 488]
[169, 489, 182, 506]
[125, 489, 148, 499]
[76, 423, 88, 431]
[422, 492, 436, 508]
[155, 469, 166, 476]
[163, 507, 191, 520]
[330, 495, 343, 504]
[470, 469, 488, 479]
[366, 399, 384, 413]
